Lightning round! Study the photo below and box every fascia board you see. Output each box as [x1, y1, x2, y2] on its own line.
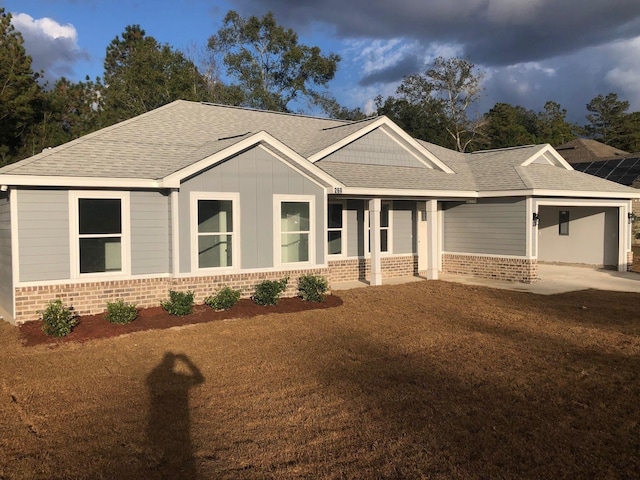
[308, 116, 456, 174]
[0, 175, 160, 189]
[478, 189, 640, 199]
[161, 131, 343, 189]
[337, 187, 478, 198]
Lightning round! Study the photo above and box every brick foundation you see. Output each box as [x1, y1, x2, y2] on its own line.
[328, 255, 417, 283]
[442, 253, 538, 283]
[13, 267, 329, 324]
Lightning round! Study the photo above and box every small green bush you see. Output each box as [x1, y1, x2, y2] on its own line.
[40, 299, 78, 337]
[298, 274, 329, 302]
[205, 286, 241, 311]
[161, 290, 195, 316]
[252, 277, 289, 306]
[105, 299, 138, 324]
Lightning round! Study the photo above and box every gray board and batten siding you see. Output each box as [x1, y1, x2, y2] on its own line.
[178, 145, 326, 273]
[442, 197, 527, 256]
[0, 192, 13, 319]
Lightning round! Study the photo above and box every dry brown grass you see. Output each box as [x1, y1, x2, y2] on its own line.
[1, 280, 639, 479]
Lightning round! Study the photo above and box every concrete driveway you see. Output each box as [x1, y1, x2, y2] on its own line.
[439, 264, 640, 295]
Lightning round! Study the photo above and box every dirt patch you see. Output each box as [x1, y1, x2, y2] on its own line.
[19, 295, 343, 347]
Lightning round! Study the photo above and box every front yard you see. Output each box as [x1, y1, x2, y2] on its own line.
[1, 280, 638, 479]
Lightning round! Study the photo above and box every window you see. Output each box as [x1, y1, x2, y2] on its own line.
[197, 200, 233, 268]
[70, 192, 129, 277]
[559, 210, 570, 235]
[367, 201, 391, 254]
[275, 195, 315, 265]
[191, 193, 238, 271]
[327, 202, 343, 255]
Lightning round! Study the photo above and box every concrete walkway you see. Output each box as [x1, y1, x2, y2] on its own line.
[332, 264, 640, 295]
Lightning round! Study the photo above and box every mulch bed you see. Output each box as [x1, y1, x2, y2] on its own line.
[19, 295, 343, 347]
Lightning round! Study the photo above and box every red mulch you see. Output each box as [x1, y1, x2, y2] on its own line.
[19, 295, 343, 347]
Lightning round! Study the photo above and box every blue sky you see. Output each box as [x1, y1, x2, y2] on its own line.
[4, 0, 640, 124]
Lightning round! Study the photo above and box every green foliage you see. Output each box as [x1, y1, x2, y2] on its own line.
[101, 25, 208, 125]
[208, 10, 340, 112]
[204, 286, 241, 310]
[252, 277, 289, 306]
[0, 8, 44, 166]
[297, 274, 329, 302]
[161, 290, 195, 316]
[585, 92, 630, 147]
[105, 299, 138, 324]
[40, 299, 78, 337]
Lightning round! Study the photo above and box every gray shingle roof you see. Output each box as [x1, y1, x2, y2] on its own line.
[0, 100, 637, 198]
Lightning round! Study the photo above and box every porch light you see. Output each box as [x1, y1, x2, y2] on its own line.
[628, 212, 636, 224]
[532, 212, 539, 227]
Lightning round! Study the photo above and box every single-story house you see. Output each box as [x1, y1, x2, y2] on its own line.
[1, 100, 639, 324]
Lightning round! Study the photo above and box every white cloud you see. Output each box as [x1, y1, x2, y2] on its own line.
[602, 36, 640, 111]
[11, 13, 88, 80]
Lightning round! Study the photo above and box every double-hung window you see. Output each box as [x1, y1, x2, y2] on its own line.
[191, 193, 238, 271]
[71, 192, 130, 277]
[276, 195, 315, 265]
[327, 202, 344, 256]
[367, 201, 391, 254]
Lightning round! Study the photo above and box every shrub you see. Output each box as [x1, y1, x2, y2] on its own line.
[252, 277, 289, 306]
[105, 299, 138, 324]
[204, 286, 241, 311]
[40, 299, 78, 337]
[298, 274, 329, 302]
[161, 290, 195, 316]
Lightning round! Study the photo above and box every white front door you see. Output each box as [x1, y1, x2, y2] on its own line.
[417, 202, 429, 274]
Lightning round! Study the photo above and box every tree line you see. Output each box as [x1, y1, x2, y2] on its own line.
[2, 7, 640, 167]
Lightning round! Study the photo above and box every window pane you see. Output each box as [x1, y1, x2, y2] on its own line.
[381, 203, 389, 228]
[281, 202, 309, 232]
[381, 229, 388, 252]
[198, 200, 232, 233]
[328, 203, 342, 228]
[328, 231, 342, 255]
[198, 234, 232, 268]
[559, 211, 570, 235]
[80, 237, 121, 273]
[79, 199, 121, 235]
[281, 233, 309, 263]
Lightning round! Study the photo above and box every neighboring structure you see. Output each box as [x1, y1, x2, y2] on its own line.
[556, 138, 640, 241]
[1, 101, 638, 324]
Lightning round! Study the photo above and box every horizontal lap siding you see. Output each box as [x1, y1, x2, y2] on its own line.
[443, 198, 526, 256]
[0, 192, 13, 318]
[131, 191, 170, 275]
[18, 189, 70, 282]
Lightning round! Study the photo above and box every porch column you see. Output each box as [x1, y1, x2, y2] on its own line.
[426, 199, 439, 280]
[369, 198, 382, 286]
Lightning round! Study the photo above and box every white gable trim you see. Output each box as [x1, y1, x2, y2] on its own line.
[520, 144, 573, 170]
[308, 116, 455, 174]
[161, 131, 343, 189]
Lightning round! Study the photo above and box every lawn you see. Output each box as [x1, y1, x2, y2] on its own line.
[1, 280, 638, 479]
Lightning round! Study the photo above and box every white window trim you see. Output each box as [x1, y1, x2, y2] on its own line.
[69, 191, 131, 280]
[274, 194, 316, 268]
[364, 200, 393, 256]
[327, 200, 347, 258]
[190, 192, 240, 273]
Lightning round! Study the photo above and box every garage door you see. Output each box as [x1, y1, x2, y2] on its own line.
[537, 206, 619, 267]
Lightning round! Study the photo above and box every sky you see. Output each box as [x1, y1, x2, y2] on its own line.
[3, 0, 640, 124]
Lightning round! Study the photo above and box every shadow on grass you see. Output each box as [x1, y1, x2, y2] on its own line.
[146, 352, 205, 478]
[301, 324, 638, 478]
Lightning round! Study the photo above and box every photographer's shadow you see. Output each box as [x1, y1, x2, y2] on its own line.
[146, 352, 204, 478]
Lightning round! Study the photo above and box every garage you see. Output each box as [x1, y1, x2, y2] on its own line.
[536, 204, 620, 267]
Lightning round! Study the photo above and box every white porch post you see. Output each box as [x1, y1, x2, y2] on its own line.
[426, 199, 439, 280]
[369, 198, 382, 286]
